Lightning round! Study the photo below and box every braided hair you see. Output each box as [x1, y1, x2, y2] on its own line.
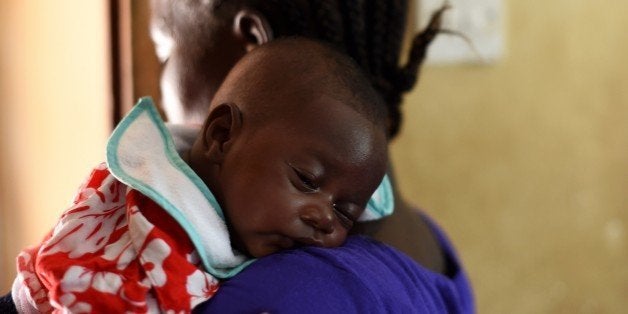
[216, 0, 446, 138]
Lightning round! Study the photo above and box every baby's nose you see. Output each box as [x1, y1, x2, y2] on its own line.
[299, 203, 335, 234]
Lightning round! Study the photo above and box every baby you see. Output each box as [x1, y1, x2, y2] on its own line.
[12, 38, 388, 313]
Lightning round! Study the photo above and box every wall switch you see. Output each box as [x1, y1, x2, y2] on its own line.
[417, 0, 504, 65]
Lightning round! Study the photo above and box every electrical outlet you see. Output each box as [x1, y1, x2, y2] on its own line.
[416, 0, 504, 65]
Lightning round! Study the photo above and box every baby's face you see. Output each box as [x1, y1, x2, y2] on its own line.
[217, 97, 387, 257]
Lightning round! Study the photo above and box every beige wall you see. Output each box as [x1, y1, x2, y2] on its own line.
[0, 1, 110, 290]
[395, 0, 627, 312]
[0, 0, 626, 313]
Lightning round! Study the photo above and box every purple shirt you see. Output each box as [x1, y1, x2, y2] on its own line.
[195, 217, 474, 313]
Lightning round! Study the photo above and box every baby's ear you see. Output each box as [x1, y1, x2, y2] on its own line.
[201, 103, 243, 163]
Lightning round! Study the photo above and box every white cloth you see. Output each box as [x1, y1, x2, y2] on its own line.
[106, 98, 250, 278]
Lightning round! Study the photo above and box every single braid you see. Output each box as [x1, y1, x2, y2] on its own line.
[309, 0, 345, 50]
[377, 0, 408, 137]
[340, 0, 369, 73]
[383, 4, 447, 137]
[365, 0, 387, 78]
[283, 1, 309, 36]
[397, 5, 448, 93]
[383, 0, 406, 72]
[252, 0, 310, 37]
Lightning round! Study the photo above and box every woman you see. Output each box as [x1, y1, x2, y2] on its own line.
[152, 0, 444, 269]
[151, 0, 473, 312]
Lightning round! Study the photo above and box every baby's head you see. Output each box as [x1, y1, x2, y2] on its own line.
[188, 38, 388, 257]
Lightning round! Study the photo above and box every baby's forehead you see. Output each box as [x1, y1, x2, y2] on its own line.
[260, 96, 388, 173]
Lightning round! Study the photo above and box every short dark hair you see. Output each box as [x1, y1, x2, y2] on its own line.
[229, 37, 388, 133]
[263, 36, 388, 133]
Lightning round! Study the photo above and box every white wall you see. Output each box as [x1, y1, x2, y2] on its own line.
[0, 0, 111, 290]
[397, 0, 628, 312]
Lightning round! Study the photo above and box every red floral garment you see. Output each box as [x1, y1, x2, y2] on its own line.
[16, 163, 219, 313]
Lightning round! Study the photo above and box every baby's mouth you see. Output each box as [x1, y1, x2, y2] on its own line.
[293, 237, 324, 247]
[275, 236, 323, 250]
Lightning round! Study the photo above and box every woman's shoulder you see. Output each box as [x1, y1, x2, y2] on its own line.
[370, 203, 449, 274]
[195, 235, 474, 313]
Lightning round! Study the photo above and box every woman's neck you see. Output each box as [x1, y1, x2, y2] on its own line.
[370, 162, 448, 275]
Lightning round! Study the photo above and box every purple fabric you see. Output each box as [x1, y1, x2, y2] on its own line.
[195, 216, 474, 314]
